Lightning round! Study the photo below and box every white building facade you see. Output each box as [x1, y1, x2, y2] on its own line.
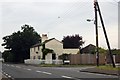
[26, 34, 79, 64]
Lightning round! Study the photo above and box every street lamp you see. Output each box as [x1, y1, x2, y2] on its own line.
[86, 19, 94, 22]
[86, 0, 116, 68]
[87, 18, 99, 67]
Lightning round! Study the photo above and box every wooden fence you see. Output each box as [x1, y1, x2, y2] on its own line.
[69, 54, 120, 65]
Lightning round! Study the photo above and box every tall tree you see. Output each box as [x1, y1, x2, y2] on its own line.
[62, 34, 84, 48]
[2, 24, 41, 63]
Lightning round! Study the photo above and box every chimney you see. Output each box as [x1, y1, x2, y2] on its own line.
[42, 34, 48, 43]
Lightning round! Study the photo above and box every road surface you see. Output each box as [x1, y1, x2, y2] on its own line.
[2, 63, 118, 80]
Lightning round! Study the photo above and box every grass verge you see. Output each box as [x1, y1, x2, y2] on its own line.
[97, 65, 120, 71]
[37, 64, 95, 67]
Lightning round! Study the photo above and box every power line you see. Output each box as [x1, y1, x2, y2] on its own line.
[103, 0, 118, 6]
[44, 1, 118, 29]
[112, 0, 120, 3]
[44, 2, 93, 28]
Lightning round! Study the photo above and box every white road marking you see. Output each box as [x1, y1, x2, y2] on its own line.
[62, 75, 72, 79]
[36, 71, 52, 75]
[8, 75, 11, 78]
[5, 74, 8, 76]
[11, 65, 14, 67]
[3, 71, 14, 79]
[16, 66, 21, 68]
[27, 69, 31, 71]
[42, 71, 52, 75]
[36, 71, 42, 73]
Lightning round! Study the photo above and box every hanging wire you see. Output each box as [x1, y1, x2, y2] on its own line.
[112, 0, 120, 3]
[44, 0, 118, 29]
[44, 2, 93, 28]
[103, 0, 118, 6]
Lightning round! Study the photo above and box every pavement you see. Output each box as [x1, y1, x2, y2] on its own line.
[80, 67, 120, 76]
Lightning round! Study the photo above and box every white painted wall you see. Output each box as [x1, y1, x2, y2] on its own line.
[41, 34, 48, 43]
[30, 38, 79, 65]
[45, 39, 63, 60]
[63, 49, 79, 54]
[45, 53, 52, 64]
[30, 46, 42, 59]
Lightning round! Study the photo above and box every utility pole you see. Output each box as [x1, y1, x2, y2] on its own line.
[94, 0, 99, 67]
[94, 0, 116, 68]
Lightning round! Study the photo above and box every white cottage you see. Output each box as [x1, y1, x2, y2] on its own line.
[30, 34, 63, 59]
[28, 34, 79, 64]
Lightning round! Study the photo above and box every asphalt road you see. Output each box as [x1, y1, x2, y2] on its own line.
[2, 63, 118, 80]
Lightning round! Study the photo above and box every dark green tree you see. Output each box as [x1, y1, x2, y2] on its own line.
[2, 24, 41, 63]
[2, 50, 14, 62]
[62, 34, 84, 48]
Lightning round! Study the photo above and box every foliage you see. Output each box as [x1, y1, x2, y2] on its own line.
[2, 24, 41, 63]
[89, 47, 106, 54]
[41, 44, 53, 59]
[97, 65, 120, 71]
[59, 53, 70, 60]
[43, 48, 53, 55]
[2, 50, 14, 62]
[80, 44, 106, 54]
[41, 43, 45, 53]
[62, 34, 84, 48]
[111, 49, 120, 55]
[90, 47, 106, 54]
[99, 47, 106, 54]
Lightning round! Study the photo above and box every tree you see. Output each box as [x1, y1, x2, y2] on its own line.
[108, 49, 120, 55]
[62, 34, 84, 48]
[2, 24, 41, 63]
[2, 50, 14, 62]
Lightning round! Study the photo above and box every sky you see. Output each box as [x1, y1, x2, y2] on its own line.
[0, 0, 119, 52]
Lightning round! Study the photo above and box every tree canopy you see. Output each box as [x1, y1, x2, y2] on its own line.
[62, 34, 84, 48]
[2, 24, 41, 63]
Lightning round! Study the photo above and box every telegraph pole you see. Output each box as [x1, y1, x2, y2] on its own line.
[94, 0, 99, 66]
[94, 0, 116, 68]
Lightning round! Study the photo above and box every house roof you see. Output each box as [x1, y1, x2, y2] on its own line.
[31, 38, 62, 48]
[43, 38, 55, 43]
[31, 43, 41, 48]
[43, 38, 63, 44]
[80, 44, 96, 54]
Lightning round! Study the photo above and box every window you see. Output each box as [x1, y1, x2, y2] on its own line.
[38, 46, 40, 51]
[36, 52, 38, 54]
[33, 56, 36, 59]
[34, 47, 35, 52]
[38, 56, 40, 59]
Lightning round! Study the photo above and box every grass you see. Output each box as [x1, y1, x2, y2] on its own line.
[97, 65, 120, 71]
[37, 64, 96, 67]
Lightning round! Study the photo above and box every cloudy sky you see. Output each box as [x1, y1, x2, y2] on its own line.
[0, 0, 119, 51]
